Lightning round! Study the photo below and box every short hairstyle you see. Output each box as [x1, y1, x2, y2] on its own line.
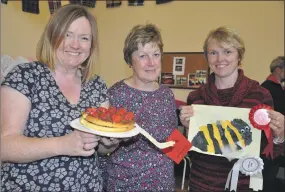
[36, 4, 98, 83]
[123, 24, 163, 65]
[270, 56, 285, 73]
[203, 26, 245, 65]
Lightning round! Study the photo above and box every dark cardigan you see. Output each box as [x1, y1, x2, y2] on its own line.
[261, 74, 285, 116]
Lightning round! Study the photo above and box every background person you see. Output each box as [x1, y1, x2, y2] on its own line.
[261, 56, 285, 116]
[261, 56, 285, 191]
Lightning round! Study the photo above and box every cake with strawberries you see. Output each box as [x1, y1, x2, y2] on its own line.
[80, 106, 135, 132]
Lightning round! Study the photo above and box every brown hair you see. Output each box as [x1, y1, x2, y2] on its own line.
[36, 4, 98, 83]
[203, 26, 245, 65]
[123, 23, 163, 65]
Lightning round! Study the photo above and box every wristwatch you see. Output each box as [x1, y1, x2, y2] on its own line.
[273, 136, 285, 144]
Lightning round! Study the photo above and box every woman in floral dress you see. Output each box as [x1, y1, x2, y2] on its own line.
[104, 24, 178, 191]
[1, 4, 116, 192]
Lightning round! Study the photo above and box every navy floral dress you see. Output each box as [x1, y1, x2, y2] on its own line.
[1, 62, 107, 192]
[104, 81, 178, 191]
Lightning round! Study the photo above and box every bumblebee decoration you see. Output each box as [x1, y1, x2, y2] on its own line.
[191, 119, 253, 154]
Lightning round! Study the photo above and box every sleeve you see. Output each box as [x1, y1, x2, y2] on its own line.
[261, 87, 274, 108]
[273, 141, 284, 158]
[1, 63, 35, 101]
[260, 81, 271, 92]
[187, 88, 203, 105]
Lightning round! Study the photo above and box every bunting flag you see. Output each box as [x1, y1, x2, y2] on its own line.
[1, 0, 8, 4]
[128, 0, 144, 6]
[106, 0, 121, 8]
[156, 0, 173, 4]
[12, 0, 172, 15]
[22, 0, 39, 14]
[69, 0, 96, 8]
[48, 0, 62, 14]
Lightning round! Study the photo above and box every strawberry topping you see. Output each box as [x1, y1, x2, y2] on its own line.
[85, 106, 134, 123]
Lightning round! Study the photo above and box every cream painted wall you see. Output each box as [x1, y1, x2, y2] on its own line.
[1, 1, 284, 102]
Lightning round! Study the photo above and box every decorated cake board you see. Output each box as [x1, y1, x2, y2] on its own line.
[188, 104, 261, 158]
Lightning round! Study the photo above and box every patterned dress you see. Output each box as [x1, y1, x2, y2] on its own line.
[1, 62, 108, 192]
[105, 80, 178, 192]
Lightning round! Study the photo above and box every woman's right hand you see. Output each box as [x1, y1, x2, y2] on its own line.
[61, 130, 101, 157]
[267, 110, 284, 139]
[179, 105, 194, 128]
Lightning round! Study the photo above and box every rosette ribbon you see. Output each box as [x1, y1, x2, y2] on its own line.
[249, 104, 273, 159]
[225, 157, 264, 191]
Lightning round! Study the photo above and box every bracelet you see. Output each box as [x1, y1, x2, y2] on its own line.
[273, 136, 285, 144]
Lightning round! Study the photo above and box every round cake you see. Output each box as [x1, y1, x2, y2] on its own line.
[80, 106, 135, 132]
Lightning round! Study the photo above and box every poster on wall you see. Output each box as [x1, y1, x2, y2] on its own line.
[175, 76, 187, 86]
[161, 72, 175, 85]
[188, 105, 261, 159]
[173, 57, 185, 75]
[195, 70, 207, 86]
[187, 73, 198, 88]
[161, 52, 209, 89]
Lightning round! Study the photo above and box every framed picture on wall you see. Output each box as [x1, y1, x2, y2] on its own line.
[188, 73, 197, 88]
[161, 72, 175, 85]
[176, 76, 187, 86]
[161, 52, 209, 89]
[173, 57, 185, 75]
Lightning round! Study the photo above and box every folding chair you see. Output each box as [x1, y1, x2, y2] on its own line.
[181, 156, 192, 190]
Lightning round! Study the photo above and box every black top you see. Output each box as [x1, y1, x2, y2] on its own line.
[261, 79, 285, 116]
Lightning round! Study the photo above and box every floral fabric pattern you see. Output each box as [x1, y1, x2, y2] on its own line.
[1, 62, 108, 192]
[105, 81, 178, 191]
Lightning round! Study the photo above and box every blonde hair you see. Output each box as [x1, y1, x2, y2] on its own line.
[203, 26, 245, 65]
[123, 23, 163, 65]
[36, 4, 98, 83]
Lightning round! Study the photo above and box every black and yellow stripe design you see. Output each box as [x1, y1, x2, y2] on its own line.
[192, 119, 251, 154]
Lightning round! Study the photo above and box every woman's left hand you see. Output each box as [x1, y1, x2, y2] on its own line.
[97, 137, 120, 155]
[267, 110, 284, 138]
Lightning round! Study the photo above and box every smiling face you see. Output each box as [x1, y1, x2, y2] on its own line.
[56, 16, 91, 68]
[207, 39, 240, 79]
[131, 42, 162, 84]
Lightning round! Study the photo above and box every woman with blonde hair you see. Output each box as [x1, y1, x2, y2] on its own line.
[180, 27, 283, 191]
[1, 4, 116, 191]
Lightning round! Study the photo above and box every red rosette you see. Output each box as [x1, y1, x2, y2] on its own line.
[249, 104, 272, 129]
[249, 104, 273, 159]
